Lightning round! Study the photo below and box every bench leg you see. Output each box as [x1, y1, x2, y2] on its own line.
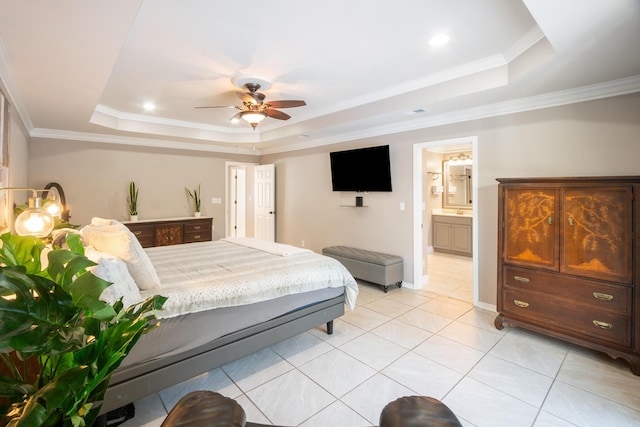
[326, 320, 334, 335]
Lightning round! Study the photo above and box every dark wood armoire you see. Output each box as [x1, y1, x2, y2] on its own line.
[495, 176, 639, 375]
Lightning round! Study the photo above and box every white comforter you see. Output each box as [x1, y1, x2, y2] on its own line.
[142, 239, 358, 318]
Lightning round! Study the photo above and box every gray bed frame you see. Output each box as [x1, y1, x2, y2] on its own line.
[99, 293, 345, 415]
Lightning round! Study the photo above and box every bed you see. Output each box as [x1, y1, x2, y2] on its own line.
[76, 221, 358, 416]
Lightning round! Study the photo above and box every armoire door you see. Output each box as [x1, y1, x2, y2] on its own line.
[561, 186, 633, 283]
[502, 186, 559, 270]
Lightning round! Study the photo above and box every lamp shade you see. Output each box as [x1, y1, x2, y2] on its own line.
[240, 111, 266, 129]
[44, 196, 64, 218]
[14, 197, 55, 238]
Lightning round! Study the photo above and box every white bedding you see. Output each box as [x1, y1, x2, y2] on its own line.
[142, 239, 358, 318]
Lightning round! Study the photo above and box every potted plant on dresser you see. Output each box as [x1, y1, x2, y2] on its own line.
[186, 184, 201, 217]
[0, 233, 166, 426]
[128, 181, 139, 221]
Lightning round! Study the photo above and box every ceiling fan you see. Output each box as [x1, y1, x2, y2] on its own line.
[196, 82, 306, 130]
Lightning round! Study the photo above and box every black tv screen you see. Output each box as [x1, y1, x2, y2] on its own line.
[330, 145, 392, 192]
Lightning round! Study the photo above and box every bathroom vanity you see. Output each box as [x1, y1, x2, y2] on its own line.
[432, 210, 472, 257]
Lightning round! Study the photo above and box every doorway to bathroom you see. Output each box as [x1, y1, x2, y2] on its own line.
[412, 136, 478, 305]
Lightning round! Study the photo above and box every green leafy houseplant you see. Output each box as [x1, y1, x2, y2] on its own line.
[0, 233, 166, 426]
[127, 181, 138, 216]
[185, 184, 201, 213]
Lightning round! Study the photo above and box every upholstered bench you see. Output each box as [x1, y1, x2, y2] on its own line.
[322, 245, 403, 292]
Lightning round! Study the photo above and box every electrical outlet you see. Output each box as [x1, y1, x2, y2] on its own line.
[301, 240, 305, 247]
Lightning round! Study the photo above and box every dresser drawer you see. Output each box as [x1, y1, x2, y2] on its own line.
[184, 220, 211, 234]
[127, 224, 154, 248]
[502, 289, 632, 347]
[184, 230, 212, 243]
[503, 266, 632, 315]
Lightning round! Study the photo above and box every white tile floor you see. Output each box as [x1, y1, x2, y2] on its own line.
[122, 255, 640, 426]
[425, 251, 474, 303]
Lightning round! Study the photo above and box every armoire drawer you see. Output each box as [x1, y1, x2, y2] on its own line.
[502, 289, 632, 347]
[503, 266, 632, 315]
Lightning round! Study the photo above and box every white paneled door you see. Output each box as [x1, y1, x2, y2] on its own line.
[228, 166, 247, 238]
[254, 164, 275, 241]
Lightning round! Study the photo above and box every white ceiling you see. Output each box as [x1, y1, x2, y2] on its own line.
[0, 0, 638, 155]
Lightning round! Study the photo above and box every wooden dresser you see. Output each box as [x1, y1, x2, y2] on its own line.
[123, 217, 213, 248]
[495, 176, 639, 375]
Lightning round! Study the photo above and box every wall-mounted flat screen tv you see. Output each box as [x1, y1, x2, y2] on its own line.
[330, 145, 392, 192]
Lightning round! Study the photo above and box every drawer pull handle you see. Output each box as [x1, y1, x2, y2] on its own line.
[134, 231, 142, 235]
[193, 235, 201, 239]
[513, 300, 529, 308]
[194, 226, 201, 230]
[593, 292, 614, 301]
[592, 320, 613, 330]
[514, 276, 530, 284]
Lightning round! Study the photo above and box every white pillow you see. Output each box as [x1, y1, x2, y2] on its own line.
[85, 246, 143, 307]
[91, 217, 119, 226]
[81, 221, 161, 290]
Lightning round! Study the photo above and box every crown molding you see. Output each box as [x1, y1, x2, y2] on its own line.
[260, 75, 640, 155]
[29, 128, 260, 156]
[26, 75, 640, 157]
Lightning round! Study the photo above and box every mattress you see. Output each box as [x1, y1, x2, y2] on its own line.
[142, 239, 358, 318]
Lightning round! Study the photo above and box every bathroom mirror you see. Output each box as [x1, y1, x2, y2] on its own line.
[443, 161, 473, 208]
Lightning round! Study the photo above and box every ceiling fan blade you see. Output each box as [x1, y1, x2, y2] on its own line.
[266, 100, 306, 109]
[230, 112, 241, 121]
[265, 109, 291, 120]
[237, 91, 266, 104]
[195, 105, 236, 109]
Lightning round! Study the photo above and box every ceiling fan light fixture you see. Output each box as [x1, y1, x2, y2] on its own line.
[241, 111, 267, 129]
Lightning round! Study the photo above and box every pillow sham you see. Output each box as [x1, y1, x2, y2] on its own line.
[85, 246, 143, 307]
[81, 220, 161, 290]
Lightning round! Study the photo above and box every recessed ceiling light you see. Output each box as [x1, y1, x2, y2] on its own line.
[143, 102, 156, 112]
[429, 34, 450, 47]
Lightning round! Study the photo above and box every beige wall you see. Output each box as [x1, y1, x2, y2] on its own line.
[23, 93, 640, 307]
[28, 139, 258, 240]
[8, 111, 30, 188]
[262, 93, 640, 307]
